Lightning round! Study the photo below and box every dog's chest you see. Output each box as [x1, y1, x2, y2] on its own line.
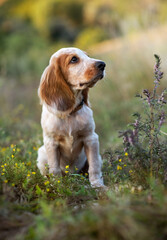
[53, 134, 74, 148]
[43, 105, 95, 151]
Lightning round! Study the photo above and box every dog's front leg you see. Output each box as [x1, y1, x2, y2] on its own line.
[84, 133, 104, 188]
[44, 136, 61, 176]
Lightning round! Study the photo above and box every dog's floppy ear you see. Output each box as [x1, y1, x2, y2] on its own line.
[38, 62, 75, 111]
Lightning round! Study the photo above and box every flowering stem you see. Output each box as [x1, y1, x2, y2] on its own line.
[150, 105, 154, 177]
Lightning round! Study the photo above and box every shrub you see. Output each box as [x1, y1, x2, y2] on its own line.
[115, 55, 167, 184]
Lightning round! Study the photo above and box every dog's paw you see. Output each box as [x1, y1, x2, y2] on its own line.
[49, 168, 62, 176]
[90, 179, 105, 188]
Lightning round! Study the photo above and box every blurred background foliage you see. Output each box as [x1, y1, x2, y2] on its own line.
[0, 0, 167, 149]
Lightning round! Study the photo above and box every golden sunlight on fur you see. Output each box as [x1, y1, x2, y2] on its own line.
[37, 47, 106, 188]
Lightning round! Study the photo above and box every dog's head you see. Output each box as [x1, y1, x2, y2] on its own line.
[38, 47, 106, 111]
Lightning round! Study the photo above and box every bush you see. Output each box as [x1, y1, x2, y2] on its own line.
[109, 55, 167, 185]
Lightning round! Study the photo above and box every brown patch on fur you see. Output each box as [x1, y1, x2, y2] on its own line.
[84, 64, 97, 81]
[54, 135, 65, 144]
[82, 88, 89, 106]
[39, 55, 75, 111]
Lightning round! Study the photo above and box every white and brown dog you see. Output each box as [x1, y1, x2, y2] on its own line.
[37, 47, 106, 188]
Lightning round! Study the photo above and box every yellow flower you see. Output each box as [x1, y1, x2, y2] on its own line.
[33, 146, 37, 150]
[27, 174, 30, 177]
[46, 188, 50, 192]
[22, 162, 25, 165]
[129, 170, 133, 174]
[124, 164, 127, 167]
[29, 152, 32, 155]
[2, 168, 5, 172]
[75, 167, 78, 171]
[4, 180, 8, 183]
[119, 159, 122, 162]
[13, 149, 16, 152]
[125, 152, 128, 156]
[65, 165, 69, 169]
[44, 181, 50, 185]
[11, 155, 14, 158]
[17, 148, 21, 152]
[1, 165, 4, 168]
[26, 162, 31, 166]
[12, 183, 15, 187]
[1, 173, 4, 175]
[32, 172, 36, 175]
[57, 180, 60, 183]
[85, 173, 88, 176]
[1, 147, 7, 152]
[117, 165, 122, 170]
[10, 144, 14, 148]
[65, 170, 69, 174]
[4, 163, 7, 166]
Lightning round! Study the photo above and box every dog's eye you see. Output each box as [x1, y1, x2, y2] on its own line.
[70, 56, 78, 64]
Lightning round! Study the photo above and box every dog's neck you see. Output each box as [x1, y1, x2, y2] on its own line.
[46, 90, 85, 119]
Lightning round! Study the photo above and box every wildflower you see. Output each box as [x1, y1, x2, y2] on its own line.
[4, 180, 8, 183]
[10, 144, 14, 148]
[1, 165, 4, 168]
[65, 171, 69, 174]
[75, 167, 78, 171]
[32, 172, 36, 175]
[11, 155, 14, 158]
[13, 149, 16, 152]
[46, 188, 50, 192]
[22, 162, 25, 165]
[65, 165, 69, 169]
[57, 180, 60, 183]
[129, 170, 133, 174]
[1, 173, 4, 175]
[44, 181, 50, 185]
[29, 152, 32, 155]
[2, 168, 5, 172]
[125, 152, 128, 156]
[17, 148, 21, 152]
[12, 183, 15, 187]
[4, 163, 7, 166]
[119, 159, 122, 162]
[27, 174, 30, 177]
[1, 148, 7, 152]
[124, 164, 127, 167]
[85, 173, 88, 176]
[33, 146, 37, 150]
[26, 162, 31, 166]
[117, 165, 122, 170]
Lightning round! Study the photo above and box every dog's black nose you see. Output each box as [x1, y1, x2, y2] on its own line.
[95, 61, 106, 71]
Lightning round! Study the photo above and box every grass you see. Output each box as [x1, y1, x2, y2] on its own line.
[1, 101, 167, 240]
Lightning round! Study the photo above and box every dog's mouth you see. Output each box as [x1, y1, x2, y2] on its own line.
[79, 73, 104, 88]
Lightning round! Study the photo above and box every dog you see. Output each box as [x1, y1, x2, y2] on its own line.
[37, 47, 106, 188]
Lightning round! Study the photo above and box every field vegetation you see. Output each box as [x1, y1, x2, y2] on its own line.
[1, 0, 167, 239]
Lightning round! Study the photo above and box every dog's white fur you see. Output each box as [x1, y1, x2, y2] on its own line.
[37, 47, 105, 188]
